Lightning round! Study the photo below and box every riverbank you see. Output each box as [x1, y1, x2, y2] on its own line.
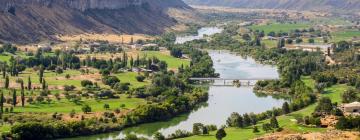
[180, 77, 350, 140]
[67, 50, 286, 140]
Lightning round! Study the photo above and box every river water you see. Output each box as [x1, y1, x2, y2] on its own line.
[175, 27, 223, 44]
[68, 28, 285, 140]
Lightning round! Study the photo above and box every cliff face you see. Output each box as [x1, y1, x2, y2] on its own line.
[0, 0, 190, 43]
[184, 0, 360, 12]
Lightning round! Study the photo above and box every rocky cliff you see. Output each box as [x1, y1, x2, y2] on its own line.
[0, 0, 190, 43]
[184, 0, 360, 12]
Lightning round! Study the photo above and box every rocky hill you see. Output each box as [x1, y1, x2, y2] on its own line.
[184, 0, 360, 12]
[0, 0, 191, 43]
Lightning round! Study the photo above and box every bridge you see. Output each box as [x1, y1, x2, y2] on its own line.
[189, 78, 278, 81]
[189, 77, 278, 87]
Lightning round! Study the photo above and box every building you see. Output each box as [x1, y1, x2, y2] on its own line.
[340, 102, 360, 115]
[285, 44, 334, 56]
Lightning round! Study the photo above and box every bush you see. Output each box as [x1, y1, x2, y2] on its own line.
[136, 75, 146, 82]
[81, 80, 93, 87]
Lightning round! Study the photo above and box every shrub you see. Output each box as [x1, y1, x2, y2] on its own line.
[136, 75, 146, 82]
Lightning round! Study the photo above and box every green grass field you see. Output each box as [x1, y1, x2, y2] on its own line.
[11, 94, 145, 113]
[262, 40, 278, 48]
[141, 51, 190, 69]
[115, 72, 149, 88]
[181, 77, 349, 140]
[0, 55, 12, 62]
[250, 23, 310, 34]
[331, 31, 360, 42]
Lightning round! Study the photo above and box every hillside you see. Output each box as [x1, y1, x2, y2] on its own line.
[184, 0, 360, 12]
[0, 0, 191, 43]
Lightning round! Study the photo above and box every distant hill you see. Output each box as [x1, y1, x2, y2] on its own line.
[184, 0, 360, 11]
[0, 0, 191, 43]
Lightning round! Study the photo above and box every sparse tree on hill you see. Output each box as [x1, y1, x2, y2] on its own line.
[42, 78, 47, 90]
[130, 56, 134, 69]
[0, 92, 4, 114]
[215, 128, 226, 140]
[270, 116, 279, 128]
[21, 89, 25, 107]
[153, 132, 165, 140]
[12, 89, 17, 107]
[82, 104, 91, 114]
[28, 76, 32, 90]
[2, 64, 6, 78]
[39, 65, 44, 83]
[5, 75, 9, 89]
[282, 102, 290, 114]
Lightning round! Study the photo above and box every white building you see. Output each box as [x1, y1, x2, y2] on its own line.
[341, 102, 360, 115]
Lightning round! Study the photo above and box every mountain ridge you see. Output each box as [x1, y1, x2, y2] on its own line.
[183, 0, 360, 12]
[0, 0, 191, 44]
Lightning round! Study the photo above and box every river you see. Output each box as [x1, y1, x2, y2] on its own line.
[67, 27, 285, 140]
[175, 27, 223, 44]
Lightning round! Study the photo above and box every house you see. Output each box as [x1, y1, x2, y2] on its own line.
[285, 44, 334, 56]
[340, 102, 360, 115]
[130, 44, 143, 50]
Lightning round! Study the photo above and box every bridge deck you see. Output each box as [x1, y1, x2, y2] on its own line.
[189, 78, 278, 81]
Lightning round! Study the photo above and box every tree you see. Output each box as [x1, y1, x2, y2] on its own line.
[130, 56, 134, 68]
[82, 105, 91, 114]
[69, 109, 76, 118]
[253, 126, 260, 133]
[39, 66, 44, 83]
[2, 64, 6, 78]
[12, 89, 17, 107]
[153, 132, 165, 140]
[65, 74, 71, 79]
[262, 123, 272, 132]
[282, 102, 290, 114]
[296, 38, 303, 44]
[342, 88, 359, 103]
[202, 126, 209, 135]
[27, 76, 32, 90]
[270, 116, 279, 128]
[42, 78, 47, 90]
[0, 92, 4, 114]
[315, 97, 333, 115]
[5, 75, 9, 89]
[193, 123, 204, 135]
[103, 104, 110, 110]
[243, 113, 251, 126]
[286, 39, 293, 44]
[226, 112, 243, 127]
[215, 128, 226, 140]
[21, 88, 25, 107]
[308, 38, 315, 44]
[277, 38, 285, 48]
[136, 75, 146, 82]
[242, 34, 252, 41]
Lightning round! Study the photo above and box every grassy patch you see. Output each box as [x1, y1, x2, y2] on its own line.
[262, 40, 278, 48]
[115, 72, 149, 88]
[140, 51, 190, 69]
[331, 31, 360, 42]
[12, 95, 145, 113]
[0, 55, 12, 62]
[250, 23, 310, 34]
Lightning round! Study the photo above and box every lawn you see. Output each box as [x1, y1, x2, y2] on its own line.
[331, 31, 360, 42]
[115, 72, 150, 88]
[12, 94, 145, 113]
[181, 78, 349, 140]
[0, 55, 12, 62]
[262, 40, 278, 48]
[250, 23, 310, 34]
[4, 68, 107, 89]
[140, 51, 190, 69]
